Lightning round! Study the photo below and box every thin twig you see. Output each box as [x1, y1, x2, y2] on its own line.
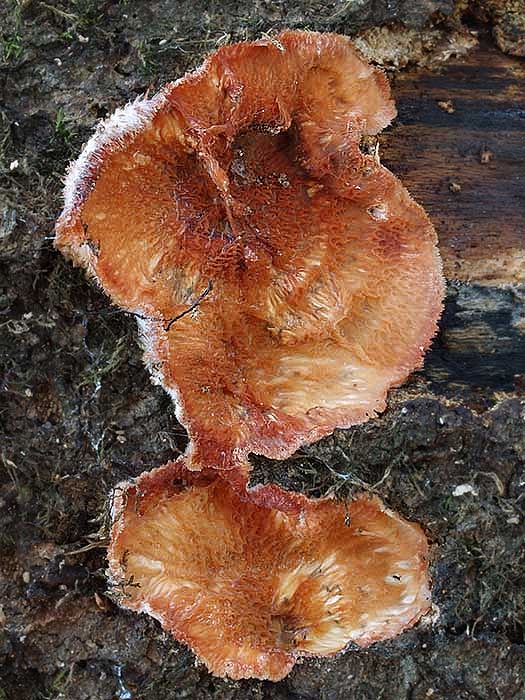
[39, 2, 77, 20]
[81, 280, 213, 331]
[65, 540, 108, 556]
[165, 280, 213, 331]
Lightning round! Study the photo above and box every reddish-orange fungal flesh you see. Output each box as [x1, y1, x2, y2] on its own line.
[108, 458, 431, 681]
[56, 31, 444, 469]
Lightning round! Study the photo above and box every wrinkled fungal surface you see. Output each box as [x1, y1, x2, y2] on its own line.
[55, 30, 444, 469]
[108, 458, 431, 681]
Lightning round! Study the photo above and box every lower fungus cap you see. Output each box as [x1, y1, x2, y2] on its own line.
[55, 30, 444, 469]
[108, 459, 431, 681]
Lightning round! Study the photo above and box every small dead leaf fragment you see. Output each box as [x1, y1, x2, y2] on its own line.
[108, 458, 431, 681]
[437, 99, 455, 114]
[479, 145, 493, 164]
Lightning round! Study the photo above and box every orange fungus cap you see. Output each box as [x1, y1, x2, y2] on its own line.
[56, 30, 444, 469]
[108, 458, 431, 681]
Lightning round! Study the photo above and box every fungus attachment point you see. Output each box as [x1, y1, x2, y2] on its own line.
[108, 459, 431, 681]
[56, 31, 443, 468]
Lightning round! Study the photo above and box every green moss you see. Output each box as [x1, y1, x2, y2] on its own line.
[446, 495, 525, 632]
[0, 111, 13, 170]
[53, 109, 76, 145]
[41, 668, 69, 700]
[0, 0, 23, 65]
[1, 32, 23, 63]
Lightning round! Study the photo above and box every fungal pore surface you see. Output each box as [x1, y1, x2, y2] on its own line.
[109, 459, 431, 681]
[55, 30, 444, 469]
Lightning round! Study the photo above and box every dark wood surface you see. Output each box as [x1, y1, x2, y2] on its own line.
[376, 39, 525, 394]
[383, 39, 525, 286]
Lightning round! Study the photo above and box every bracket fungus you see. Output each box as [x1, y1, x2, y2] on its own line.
[56, 31, 439, 680]
[109, 459, 431, 681]
[55, 30, 444, 470]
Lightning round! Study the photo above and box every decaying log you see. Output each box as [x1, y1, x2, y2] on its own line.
[383, 39, 525, 287]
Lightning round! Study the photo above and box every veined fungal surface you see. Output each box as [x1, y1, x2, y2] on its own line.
[57, 31, 439, 680]
[55, 30, 444, 470]
[109, 459, 431, 681]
